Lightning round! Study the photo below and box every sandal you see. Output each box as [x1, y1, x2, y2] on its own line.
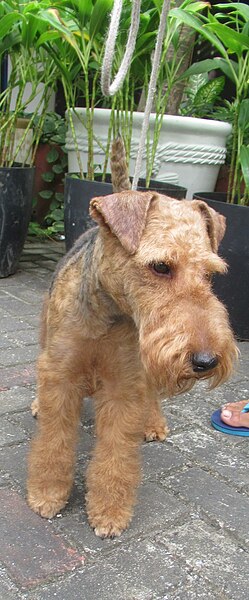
[211, 402, 249, 436]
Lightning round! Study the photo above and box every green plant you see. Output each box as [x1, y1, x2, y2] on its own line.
[171, 1, 249, 204]
[179, 73, 225, 118]
[29, 113, 67, 238]
[26, 0, 162, 180]
[30, 0, 208, 183]
[0, 0, 59, 167]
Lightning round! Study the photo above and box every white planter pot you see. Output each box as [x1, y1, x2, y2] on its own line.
[65, 108, 231, 198]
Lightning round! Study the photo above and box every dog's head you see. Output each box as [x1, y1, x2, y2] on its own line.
[90, 191, 237, 394]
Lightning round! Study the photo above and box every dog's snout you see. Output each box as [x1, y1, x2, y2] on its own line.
[192, 352, 219, 373]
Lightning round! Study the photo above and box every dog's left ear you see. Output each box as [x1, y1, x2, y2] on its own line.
[90, 190, 155, 254]
[192, 200, 226, 252]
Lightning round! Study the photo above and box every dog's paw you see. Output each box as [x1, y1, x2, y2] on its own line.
[87, 499, 132, 538]
[144, 421, 169, 442]
[27, 492, 67, 519]
[94, 524, 124, 538]
[31, 398, 39, 418]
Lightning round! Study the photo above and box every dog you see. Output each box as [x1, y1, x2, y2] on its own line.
[27, 138, 238, 537]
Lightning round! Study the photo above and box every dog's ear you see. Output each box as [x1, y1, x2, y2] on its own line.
[191, 200, 226, 252]
[90, 191, 155, 254]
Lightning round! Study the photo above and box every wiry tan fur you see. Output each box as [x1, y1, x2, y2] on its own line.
[27, 141, 238, 538]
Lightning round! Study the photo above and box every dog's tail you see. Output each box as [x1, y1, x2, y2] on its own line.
[111, 135, 131, 192]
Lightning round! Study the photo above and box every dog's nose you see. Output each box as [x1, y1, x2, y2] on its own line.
[192, 352, 218, 373]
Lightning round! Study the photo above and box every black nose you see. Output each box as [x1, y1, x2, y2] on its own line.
[192, 352, 218, 373]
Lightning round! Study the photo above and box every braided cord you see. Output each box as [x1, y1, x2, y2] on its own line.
[132, 0, 171, 189]
[101, 0, 141, 96]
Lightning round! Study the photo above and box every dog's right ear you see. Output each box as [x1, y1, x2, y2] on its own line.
[90, 191, 155, 254]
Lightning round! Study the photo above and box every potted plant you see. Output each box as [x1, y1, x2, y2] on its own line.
[62, 0, 231, 199]
[172, 1, 249, 339]
[0, 0, 58, 277]
[33, 0, 229, 249]
[31, 112, 67, 226]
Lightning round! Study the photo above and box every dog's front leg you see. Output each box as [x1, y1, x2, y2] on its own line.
[86, 379, 147, 538]
[27, 352, 83, 518]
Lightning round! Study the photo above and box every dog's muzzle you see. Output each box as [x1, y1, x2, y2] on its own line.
[191, 352, 218, 373]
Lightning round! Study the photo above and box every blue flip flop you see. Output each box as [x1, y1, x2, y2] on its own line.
[211, 402, 249, 436]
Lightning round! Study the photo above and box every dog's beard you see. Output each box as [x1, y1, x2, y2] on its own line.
[139, 326, 236, 397]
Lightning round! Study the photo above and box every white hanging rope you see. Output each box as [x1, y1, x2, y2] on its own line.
[132, 0, 171, 189]
[101, 0, 141, 96]
[101, 0, 172, 188]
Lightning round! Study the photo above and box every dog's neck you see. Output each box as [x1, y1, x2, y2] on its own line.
[78, 234, 127, 337]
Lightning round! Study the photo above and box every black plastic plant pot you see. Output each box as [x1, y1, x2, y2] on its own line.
[95, 174, 187, 199]
[0, 166, 35, 278]
[64, 176, 113, 251]
[137, 178, 187, 199]
[193, 192, 249, 341]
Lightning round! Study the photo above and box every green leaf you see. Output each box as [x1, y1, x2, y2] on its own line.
[169, 8, 226, 57]
[39, 189, 53, 199]
[80, 0, 93, 25]
[206, 23, 249, 55]
[0, 13, 23, 39]
[183, 2, 210, 14]
[46, 147, 59, 163]
[238, 99, 249, 131]
[42, 172, 54, 182]
[52, 163, 63, 174]
[52, 222, 65, 232]
[89, 0, 113, 38]
[240, 145, 249, 189]
[181, 58, 238, 83]
[215, 3, 249, 22]
[50, 208, 64, 221]
[193, 76, 225, 110]
[55, 192, 64, 201]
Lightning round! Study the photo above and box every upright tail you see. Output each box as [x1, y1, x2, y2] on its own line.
[111, 135, 131, 192]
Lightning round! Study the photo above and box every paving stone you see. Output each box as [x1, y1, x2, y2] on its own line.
[77, 426, 94, 455]
[28, 537, 188, 600]
[103, 537, 187, 597]
[0, 333, 13, 349]
[0, 363, 36, 391]
[0, 298, 38, 317]
[0, 567, 23, 600]
[0, 415, 27, 446]
[0, 386, 36, 414]
[168, 428, 249, 486]
[0, 315, 33, 333]
[0, 345, 38, 367]
[25, 563, 126, 600]
[1, 442, 28, 490]
[24, 315, 42, 328]
[158, 520, 249, 599]
[168, 582, 227, 600]
[141, 442, 188, 478]
[5, 328, 38, 346]
[34, 259, 59, 270]
[165, 380, 249, 431]
[54, 482, 190, 558]
[4, 287, 44, 305]
[8, 410, 37, 437]
[167, 467, 249, 546]
[0, 488, 85, 589]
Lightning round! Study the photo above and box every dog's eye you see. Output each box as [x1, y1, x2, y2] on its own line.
[150, 262, 171, 276]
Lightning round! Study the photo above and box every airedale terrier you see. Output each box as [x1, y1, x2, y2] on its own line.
[27, 146, 238, 538]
